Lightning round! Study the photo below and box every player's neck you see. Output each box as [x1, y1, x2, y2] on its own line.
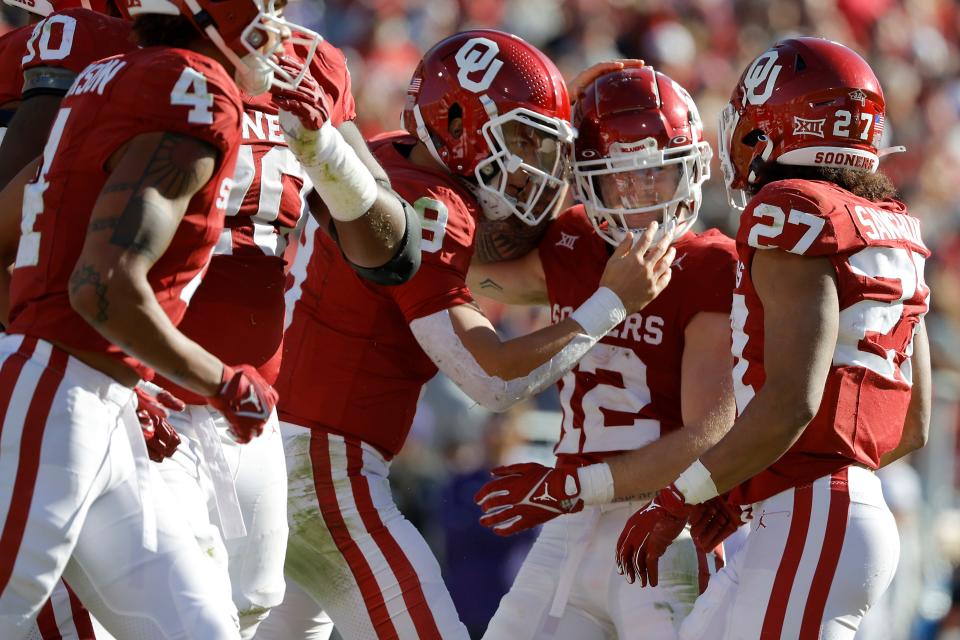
[408, 141, 449, 174]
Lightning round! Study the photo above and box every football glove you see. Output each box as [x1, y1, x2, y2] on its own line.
[615, 484, 691, 586]
[135, 387, 184, 462]
[208, 365, 277, 444]
[474, 463, 583, 536]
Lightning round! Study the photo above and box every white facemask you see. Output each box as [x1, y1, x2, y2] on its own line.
[234, 51, 276, 96]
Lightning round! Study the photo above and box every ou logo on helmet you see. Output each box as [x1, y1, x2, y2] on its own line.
[455, 37, 505, 93]
[742, 50, 782, 106]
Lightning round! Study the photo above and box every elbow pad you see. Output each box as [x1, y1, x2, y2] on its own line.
[348, 193, 422, 286]
[21, 66, 76, 100]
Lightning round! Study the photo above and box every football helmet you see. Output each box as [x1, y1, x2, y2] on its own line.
[120, 0, 319, 96]
[401, 29, 575, 226]
[2, 0, 113, 17]
[572, 66, 711, 246]
[719, 37, 899, 209]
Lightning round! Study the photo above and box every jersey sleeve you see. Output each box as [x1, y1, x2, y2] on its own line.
[21, 10, 133, 98]
[120, 52, 243, 156]
[309, 40, 356, 126]
[737, 181, 842, 257]
[386, 184, 476, 322]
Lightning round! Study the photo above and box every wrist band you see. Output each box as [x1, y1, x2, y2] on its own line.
[674, 459, 719, 505]
[570, 287, 626, 339]
[577, 463, 614, 505]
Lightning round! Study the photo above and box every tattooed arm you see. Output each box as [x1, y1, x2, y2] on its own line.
[69, 131, 224, 395]
[466, 246, 549, 306]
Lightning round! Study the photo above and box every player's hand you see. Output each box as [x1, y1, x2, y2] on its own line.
[567, 59, 645, 103]
[599, 222, 675, 315]
[274, 57, 332, 163]
[615, 484, 690, 586]
[208, 365, 278, 444]
[474, 463, 583, 536]
[689, 495, 748, 552]
[135, 387, 184, 462]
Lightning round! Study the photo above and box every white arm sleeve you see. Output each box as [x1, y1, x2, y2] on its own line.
[409, 308, 606, 412]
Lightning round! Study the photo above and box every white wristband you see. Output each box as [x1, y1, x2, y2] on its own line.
[577, 463, 614, 505]
[569, 287, 627, 339]
[296, 120, 378, 222]
[674, 459, 719, 505]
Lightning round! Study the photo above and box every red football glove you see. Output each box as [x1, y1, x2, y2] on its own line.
[135, 387, 184, 462]
[689, 494, 749, 552]
[272, 55, 330, 130]
[474, 463, 583, 536]
[615, 484, 691, 586]
[207, 365, 277, 444]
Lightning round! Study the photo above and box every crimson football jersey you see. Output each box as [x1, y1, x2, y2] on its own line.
[728, 179, 930, 505]
[156, 40, 356, 403]
[540, 206, 737, 469]
[7, 47, 243, 380]
[19, 9, 134, 91]
[0, 26, 30, 107]
[277, 132, 479, 457]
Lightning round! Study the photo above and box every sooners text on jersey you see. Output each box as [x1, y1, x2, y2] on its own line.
[157, 39, 355, 402]
[277, 132, 479, 457]
[540, 205, 737, 468]
[7, 47, 243, 380]
[729, 178, 930, 504]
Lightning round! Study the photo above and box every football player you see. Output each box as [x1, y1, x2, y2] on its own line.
[0, 0, 316, 636]
[142, 21, 421, 640]
[266, 30, 675, 640]
[470, 66, 737, 639]
[611, 38, 930, 640]
[0, 0, 133, 191]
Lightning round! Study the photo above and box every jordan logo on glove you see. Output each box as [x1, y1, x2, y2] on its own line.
[236, 385, 265, 419]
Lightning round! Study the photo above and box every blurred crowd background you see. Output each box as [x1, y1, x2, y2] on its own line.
[3, 0, 959, 638]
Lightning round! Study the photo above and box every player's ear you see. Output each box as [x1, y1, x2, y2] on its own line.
[448, 104, 463, 139]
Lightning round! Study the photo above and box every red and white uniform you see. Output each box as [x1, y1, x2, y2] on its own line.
[0, 25, 30, 110]
[484, 206, 736, 640]
[270, 132, 473, 640]
[680, 179, 929, 640]
[0, 11, 133, 639]
[145, 40, 355, 640]
[0, 46, 243, 639]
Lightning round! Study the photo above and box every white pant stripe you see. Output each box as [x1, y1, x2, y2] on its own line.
[781, 477, 832, 639]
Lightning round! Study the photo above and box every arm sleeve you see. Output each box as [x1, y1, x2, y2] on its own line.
[409, 308, 601, 412]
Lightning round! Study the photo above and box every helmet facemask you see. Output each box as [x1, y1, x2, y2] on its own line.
[184, 0, 320, 96]
[574, 136, 711, 246]
[471, 103, 575, 226]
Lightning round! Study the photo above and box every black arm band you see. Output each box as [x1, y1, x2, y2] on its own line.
[338, 194, 422, 286]
[21, 67, 76, 101]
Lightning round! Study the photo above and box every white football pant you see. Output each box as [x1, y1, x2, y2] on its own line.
[0, 335, 240, 639]
[159, 403, 289, 640]
[679, 466, 898, 640]
[258, 422, 470, 640]
[483, 501, 718, 640]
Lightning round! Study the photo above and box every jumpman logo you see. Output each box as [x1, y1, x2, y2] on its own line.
[532, 482, 556, 504]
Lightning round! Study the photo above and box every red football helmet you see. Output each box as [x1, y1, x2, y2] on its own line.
[572, 67, 711, 246]
[719, 37, 898, 209]
[401, 29, 575, 226]
[121, 0, 319, 96]
[2, 0, 113, 17]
